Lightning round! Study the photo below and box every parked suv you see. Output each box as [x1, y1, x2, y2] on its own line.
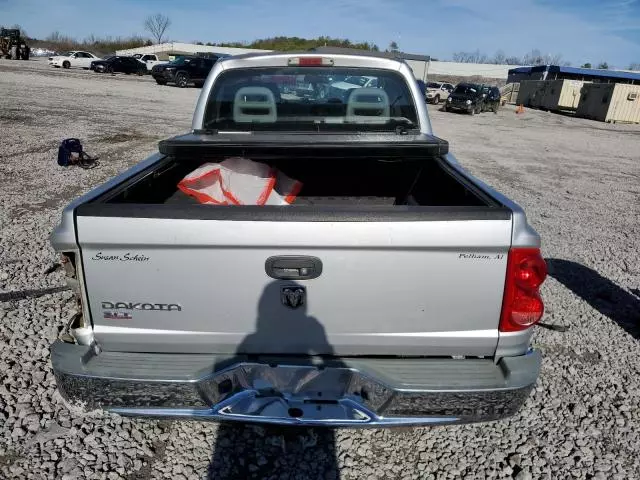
[90, 56, 146, 75]
[482, 85, 502, 113]
[425, 82, 454, 104]
[152, 55, 228, 87]
[444, 83, 485, 115]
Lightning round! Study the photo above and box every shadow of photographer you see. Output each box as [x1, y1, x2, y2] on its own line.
[207, 280, 344, 479]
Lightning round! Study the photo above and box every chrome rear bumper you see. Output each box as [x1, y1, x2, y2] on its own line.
[51, 341, 540, 427]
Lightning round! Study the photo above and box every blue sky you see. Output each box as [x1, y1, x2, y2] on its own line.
[1, 0, 639, 67]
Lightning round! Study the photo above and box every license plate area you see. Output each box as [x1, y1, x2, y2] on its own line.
[202, 363, 394, 424]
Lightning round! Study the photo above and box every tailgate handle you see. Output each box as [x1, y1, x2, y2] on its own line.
[265, 256, 323, 280]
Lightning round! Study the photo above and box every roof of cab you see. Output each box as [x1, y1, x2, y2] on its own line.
[217, 50, 407, 67]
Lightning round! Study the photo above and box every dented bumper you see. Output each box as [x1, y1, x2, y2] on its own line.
[51, 341, 540, 427]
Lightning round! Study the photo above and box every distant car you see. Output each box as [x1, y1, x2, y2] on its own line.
[151, 55, 227, 87]
[326, 75, 380, 101]
[481, 86, 501, 113]
[444, 83, 485, 115]
[90, 56, 146, 75]
[48, 51, 101, 69]
[330, 75, 378, 91]
[425, 82, 454, 104]
[343, 75, 379, 89]
[132, 53, 167, 72]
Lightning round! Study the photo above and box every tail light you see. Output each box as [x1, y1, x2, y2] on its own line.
[500, 248, 547, 332]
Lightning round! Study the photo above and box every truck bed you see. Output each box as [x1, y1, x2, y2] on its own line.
[91, 138, 494, 209]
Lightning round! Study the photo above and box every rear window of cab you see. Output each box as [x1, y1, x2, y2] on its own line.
[203, 67, 419, 132]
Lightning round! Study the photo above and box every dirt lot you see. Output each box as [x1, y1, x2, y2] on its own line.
[1, 59, 639, 480]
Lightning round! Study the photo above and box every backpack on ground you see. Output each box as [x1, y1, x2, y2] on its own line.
[57, 138, 99, 169]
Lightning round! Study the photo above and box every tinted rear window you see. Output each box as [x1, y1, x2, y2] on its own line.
[203, 67, 419, 132]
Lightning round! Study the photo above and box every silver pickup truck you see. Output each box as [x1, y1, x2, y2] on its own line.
[50, 52, 547, 427]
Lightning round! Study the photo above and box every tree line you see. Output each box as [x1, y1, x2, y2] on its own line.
[25, 34, 383, 57]
[452, 48, 640, 71]
[580, 62, 610, 70]
[452, 49, 572, 66]
[211, 36, 381, 52]
[34, 32, 151, 55]
[23, 34, 381, 57]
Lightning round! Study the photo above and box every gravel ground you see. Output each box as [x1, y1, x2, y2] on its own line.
[1, 59, 639, 480]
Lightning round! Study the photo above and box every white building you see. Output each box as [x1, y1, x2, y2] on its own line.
[427, 61, 513, 80]
[116, 42, 270, 60]
[311, 47, 513, 80]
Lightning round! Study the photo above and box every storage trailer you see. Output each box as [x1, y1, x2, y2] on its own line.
[515, 80, 545, 107]
[576, 83, 640, 124]
[538, 79, 585, 111]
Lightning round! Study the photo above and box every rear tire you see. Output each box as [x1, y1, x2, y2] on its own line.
[155, 79, 167, 85]
[175, 72, 189, 88]
[434, 95, 440, 105]
[63, 61, 70, 69]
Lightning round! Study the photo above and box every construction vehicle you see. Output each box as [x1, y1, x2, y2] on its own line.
[0, 28, 30, 60]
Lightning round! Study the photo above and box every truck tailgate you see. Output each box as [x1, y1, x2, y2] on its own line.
[77, 212, 512, 356]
